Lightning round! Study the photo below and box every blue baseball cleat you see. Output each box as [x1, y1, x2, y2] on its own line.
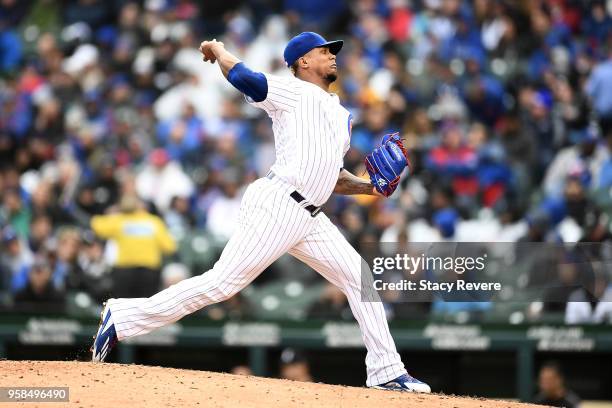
[371, 373, 431, 393]
[91, 303, 118, 363]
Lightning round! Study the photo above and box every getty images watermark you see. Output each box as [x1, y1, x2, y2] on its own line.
[370, 253, 501, 293]
[360, 242, 611, 303]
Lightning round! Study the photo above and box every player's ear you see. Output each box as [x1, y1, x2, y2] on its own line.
[298, 56, 308, 70]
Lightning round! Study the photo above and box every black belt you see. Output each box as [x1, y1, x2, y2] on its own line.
[267, 172, 322, 217]
[290, 191, 322, 217]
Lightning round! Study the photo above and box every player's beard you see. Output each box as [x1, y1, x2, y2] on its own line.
[324, 72, 337, 83]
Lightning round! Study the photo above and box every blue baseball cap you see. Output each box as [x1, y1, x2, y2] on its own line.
[433, 208, 459, 238]
[2, 226, 18, 243]
[570, 125, 600, 145]
[284, 32, 343, 67]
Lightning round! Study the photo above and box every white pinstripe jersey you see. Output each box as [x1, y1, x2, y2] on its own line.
[249, 73, 353, 207]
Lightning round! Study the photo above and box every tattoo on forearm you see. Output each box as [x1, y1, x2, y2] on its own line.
[334, 170, 374, 195]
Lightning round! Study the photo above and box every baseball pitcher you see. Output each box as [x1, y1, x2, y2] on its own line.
[92, 31, 430, 393]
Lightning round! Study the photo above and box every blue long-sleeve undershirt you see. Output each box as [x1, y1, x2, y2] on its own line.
[227, 62, 268, 102]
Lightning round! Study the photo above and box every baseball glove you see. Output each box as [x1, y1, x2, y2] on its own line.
[365, 132, 410, 197]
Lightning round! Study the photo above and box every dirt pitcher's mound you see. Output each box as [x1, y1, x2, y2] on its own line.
[0, 360, 540, 408]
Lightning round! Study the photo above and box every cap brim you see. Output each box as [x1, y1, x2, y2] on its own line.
[322, 40, 343, 55]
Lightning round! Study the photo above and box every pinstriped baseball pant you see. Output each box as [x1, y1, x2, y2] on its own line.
[107, 176, 407, 386]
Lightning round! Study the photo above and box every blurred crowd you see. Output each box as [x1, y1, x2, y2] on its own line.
[1, 0, 612, 323]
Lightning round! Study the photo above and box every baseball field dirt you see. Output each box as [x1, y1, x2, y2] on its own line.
[0, 360, 543, 408]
